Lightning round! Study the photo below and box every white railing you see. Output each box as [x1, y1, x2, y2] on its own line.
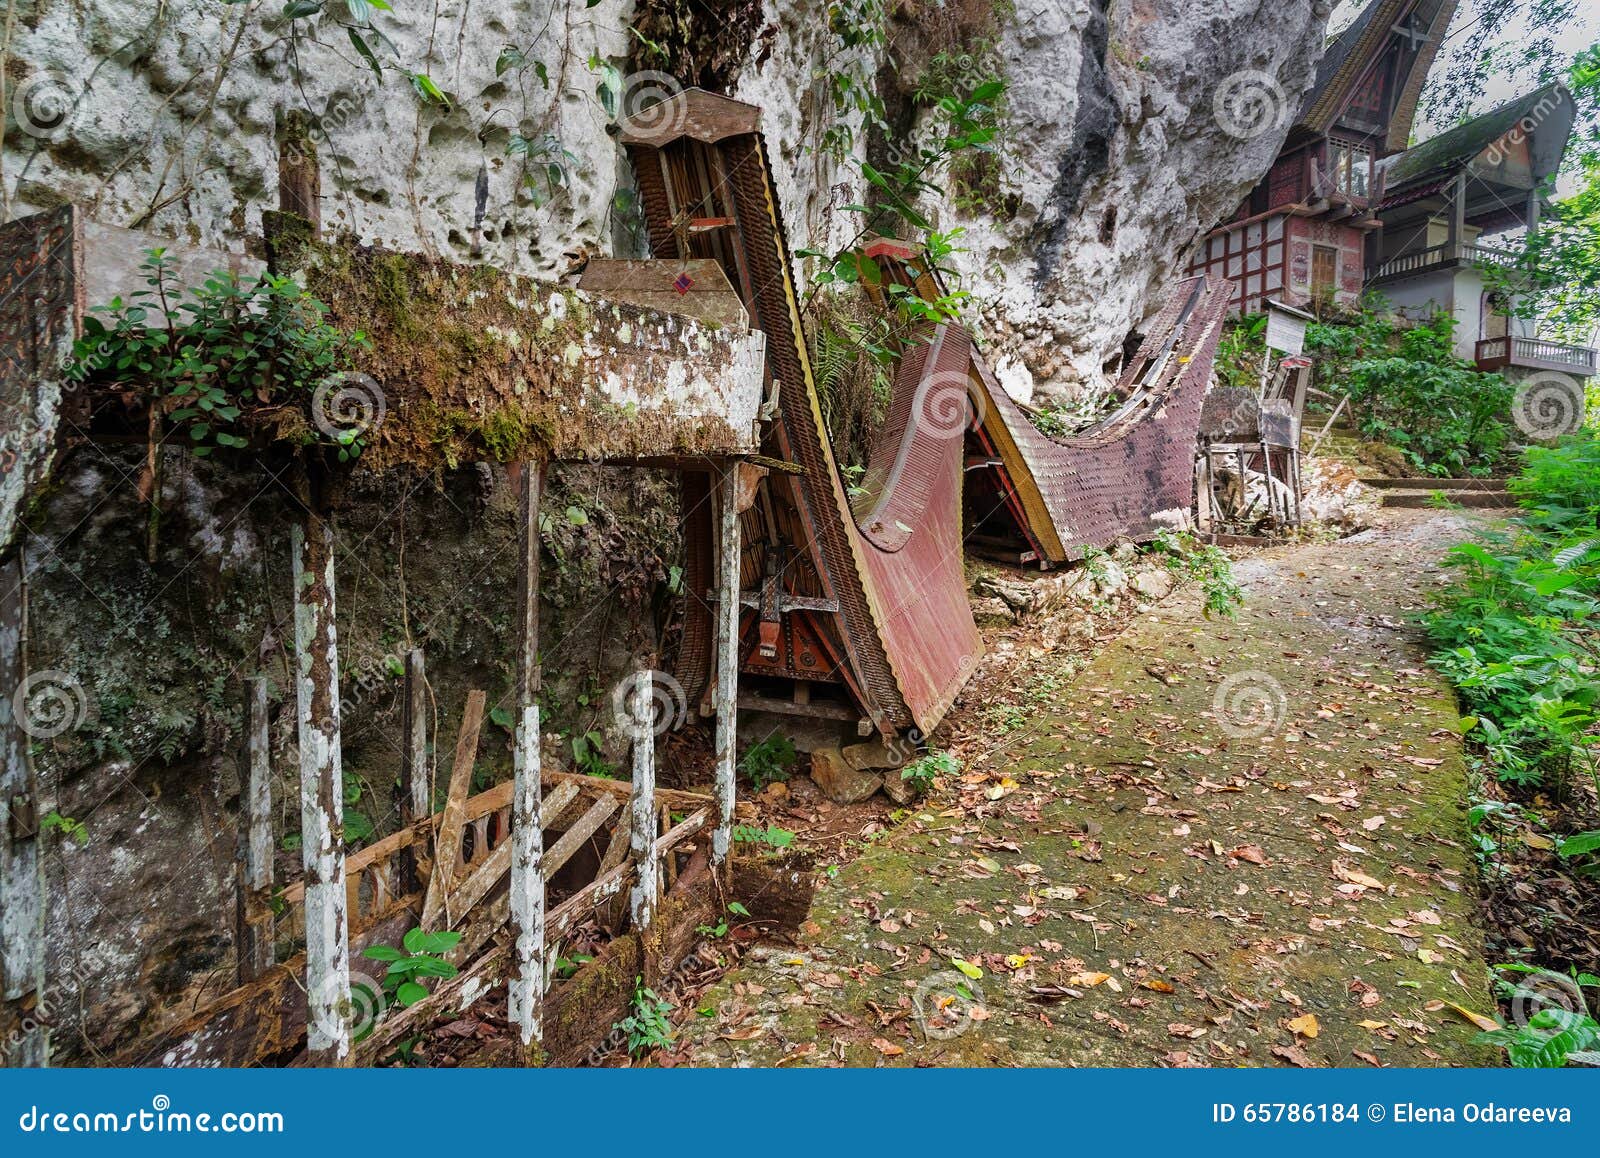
[1476, 336, 1598, 375]
[1462, 242, 1522, 271]
[1512, 337, 1598, 372]
[1369, 241, 1526, 283]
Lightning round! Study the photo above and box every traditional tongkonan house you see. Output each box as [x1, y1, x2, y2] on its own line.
[1368, 83, 1596, 381]
[1186, 0, 1458, 316]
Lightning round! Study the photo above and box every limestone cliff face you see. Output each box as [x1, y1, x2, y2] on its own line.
[7, 1, 1326, 400]
[729, 0, 1333, 401]
[950, 0, 1330, 400]
[4, 0, 631, 273]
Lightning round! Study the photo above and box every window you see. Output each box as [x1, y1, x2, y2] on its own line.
[1328, 140, 1372, 200]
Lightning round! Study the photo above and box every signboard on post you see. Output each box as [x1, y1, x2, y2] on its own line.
[1264, 298, 1313, 356]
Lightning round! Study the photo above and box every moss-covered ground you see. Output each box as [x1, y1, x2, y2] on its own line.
[674, 508, 1496, 1067]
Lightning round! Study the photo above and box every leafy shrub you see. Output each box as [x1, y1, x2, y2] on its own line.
[614, 976, 674, 1057]
[362, 927, 462, 1008]
[1508, 436, 1600, 534]
[1477, 1008, 1600, 1068]
[66, 249, 370, 459]
[901, 749, 959, 795]
[732, 823, 795, 849]
[1340, 318, 1514, 476]
[1215, 304, 1516, 476]
[1426, 436, 1600, 835]
[739, 733, 797, 790]
[1149, 530, 1243, 618]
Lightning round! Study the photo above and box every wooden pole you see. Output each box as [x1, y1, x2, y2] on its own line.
[235, 676, 273, 982]
[508, 463, 546, 1053]
[291, 511, 351, 1066]
[0, 546, 47, 1066]
[1449, 170, 1467, 257]
[628, 670, 657, 934]
[400, 648, 428, 823]
[278, 109, 322, 234]
[397, 648, 428, 895]
[711, 465, 741, 870]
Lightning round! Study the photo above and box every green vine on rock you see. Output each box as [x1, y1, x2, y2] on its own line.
[281, 0, 453, 110]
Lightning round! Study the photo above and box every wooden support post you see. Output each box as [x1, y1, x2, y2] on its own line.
[508, 463, 546, 1052]
[0, 548, 47, 1067]
[397, 648, 428, 894]
[400, 649, 428, 822]
[235, 676, 273, 982]
[290, 513, 351, 1066]
[628, 671, 657, 934]
[711, 464, 741, 870]
[278, 109, 322, 234]
[1449, 170, 1467, 257]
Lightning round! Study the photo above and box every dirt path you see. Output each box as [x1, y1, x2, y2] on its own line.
[676, 508, 1498, 1067]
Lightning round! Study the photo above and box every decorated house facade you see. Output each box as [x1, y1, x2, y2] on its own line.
[1369, 83, 1597, 381]
[1187, 0, 1458, 316]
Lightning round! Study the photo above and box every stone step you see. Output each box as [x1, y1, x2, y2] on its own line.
[1380, 490, 1513, 509]
[1363, 476, 1508, 491]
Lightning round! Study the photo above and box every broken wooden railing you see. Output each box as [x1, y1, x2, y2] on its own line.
[148, 689, 730, 1067]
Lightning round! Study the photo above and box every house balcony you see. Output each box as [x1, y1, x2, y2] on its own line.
[1367, 241, 1523, 284]
[1475, 335, 1598, 378]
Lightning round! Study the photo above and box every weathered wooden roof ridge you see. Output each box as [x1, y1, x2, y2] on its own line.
[1379, 82, 1576, 199]
[1298, 0, 1459, 152]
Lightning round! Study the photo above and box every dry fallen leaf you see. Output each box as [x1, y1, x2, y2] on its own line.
[1287, 1013, 1320, 1039]
[1437, 1001, 1499, 1032]
[1332, 859, 1385, 890]
[871, 1037, 905, 1057]
[1230, 844, 1269, 865]
[1271, 1043, 1317, 1067]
